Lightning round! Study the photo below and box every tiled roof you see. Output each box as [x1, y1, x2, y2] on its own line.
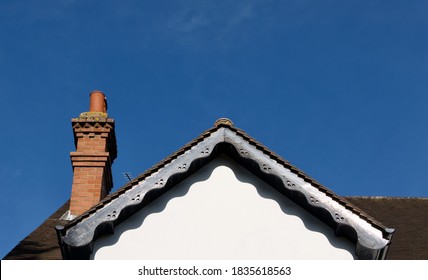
[346, 197, 428, 260]
[3, 201, 69, 260]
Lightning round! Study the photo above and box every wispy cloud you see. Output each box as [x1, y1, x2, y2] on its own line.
[166, 0, 256, 32]
[157, 0, 259, 50]
[0, 165, 22, 181]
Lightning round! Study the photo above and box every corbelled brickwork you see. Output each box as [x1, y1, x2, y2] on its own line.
[69, 91, 117, 217]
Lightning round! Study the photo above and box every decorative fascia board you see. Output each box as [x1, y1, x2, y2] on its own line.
[56, 126, 394, 260]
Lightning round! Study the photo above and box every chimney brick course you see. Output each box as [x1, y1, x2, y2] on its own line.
[69, 91, 117, 217]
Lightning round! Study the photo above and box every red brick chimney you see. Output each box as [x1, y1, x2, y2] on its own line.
[69, 90, 117, 218]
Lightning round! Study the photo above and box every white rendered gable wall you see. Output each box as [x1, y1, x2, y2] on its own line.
[91, 155, 356, 259]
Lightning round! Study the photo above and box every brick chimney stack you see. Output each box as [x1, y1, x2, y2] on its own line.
[69, 90, 117, 218]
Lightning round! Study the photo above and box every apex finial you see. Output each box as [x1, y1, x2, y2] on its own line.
[214, 118, 233, 127]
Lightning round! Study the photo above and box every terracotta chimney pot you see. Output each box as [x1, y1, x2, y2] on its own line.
[89, 90, 107, 113]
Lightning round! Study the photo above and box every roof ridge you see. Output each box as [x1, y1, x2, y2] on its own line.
[62, 124, 221, 227]
[227, 126, 389, 232]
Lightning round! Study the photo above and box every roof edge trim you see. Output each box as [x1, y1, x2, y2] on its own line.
[58, 125, 393, 259]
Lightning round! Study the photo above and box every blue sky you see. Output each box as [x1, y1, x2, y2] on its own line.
[1, 0, 427, 258]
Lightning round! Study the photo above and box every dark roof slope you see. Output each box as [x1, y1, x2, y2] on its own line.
[346, 197, 428, 260]
[3, 201, 68, 260]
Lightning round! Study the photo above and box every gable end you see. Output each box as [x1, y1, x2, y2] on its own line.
[57, 124, 393, 259]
